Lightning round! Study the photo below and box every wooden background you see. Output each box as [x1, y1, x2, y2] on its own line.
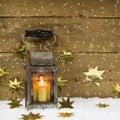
[0, 0, 120, 99]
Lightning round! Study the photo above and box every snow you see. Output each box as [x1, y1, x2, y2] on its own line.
[0, 97, 120, 120]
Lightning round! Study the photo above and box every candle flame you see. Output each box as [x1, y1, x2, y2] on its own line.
[39, 76, 44, 86]
[40, 78, 44, 85]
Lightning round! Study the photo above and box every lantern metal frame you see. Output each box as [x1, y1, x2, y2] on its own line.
[25, 52, 58, 109]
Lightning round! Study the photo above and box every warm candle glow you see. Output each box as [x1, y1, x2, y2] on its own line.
[39, 77, 44, 85]
[38, 75, 51, 102]
[32, 74, 51, 103]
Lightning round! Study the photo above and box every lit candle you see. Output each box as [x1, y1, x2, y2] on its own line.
[38, 76, 51, 102]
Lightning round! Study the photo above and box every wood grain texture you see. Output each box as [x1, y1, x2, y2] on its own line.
[58, 80, 119, 98]
[0, 53, 28, 84]
[0, 0, 120, 99]
[0, 52, 120, 99]
[0, 53, 27, 99]
[54, 52, 120, 84]
[0, 0, 120, 17]
[0, 18, 120, 52]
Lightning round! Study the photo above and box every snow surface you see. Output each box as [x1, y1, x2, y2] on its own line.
[0, 97, 120, 120]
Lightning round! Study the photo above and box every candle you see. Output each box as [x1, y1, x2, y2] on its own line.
[38, 76, 51, 102]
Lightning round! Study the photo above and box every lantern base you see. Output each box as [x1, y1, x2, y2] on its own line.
[26, 102, 58, 110]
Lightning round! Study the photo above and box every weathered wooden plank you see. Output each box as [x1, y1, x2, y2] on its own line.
[0, 53, 28, 83]
[0, 77, 119, 99]
[0, 85, 11, 100]
[0, 85, 24, 100]
[0, 18, 120, 52]
[0, 0, 120, 17]
[57, 71, 120, 97]
[0, 52, 119, 99]
[55, 53, 120, 78]
[0, 53, 119, 82]
[0, 52, 119, 81]
[0, 53, 27, 100]
[56, 52, 120, 98]
[58, 80, 120, 98]
[0, 79, 119, 99]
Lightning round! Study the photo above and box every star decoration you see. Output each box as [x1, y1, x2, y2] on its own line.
[58, 112, 73, 118]
[57, 76, 67, 91]
[21, 112, 43, 120]
[60, 50, 74, 64]
[8, 78, 23, 92]
[0, 66, 9, 79]
[59, 97, 74, 109]
[96, 103, 109, 108]
[8, 98, 22, 109]
[14, 45, 29, 60]
[83, 66, 105, 86]
[113, 83, 120, 97]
